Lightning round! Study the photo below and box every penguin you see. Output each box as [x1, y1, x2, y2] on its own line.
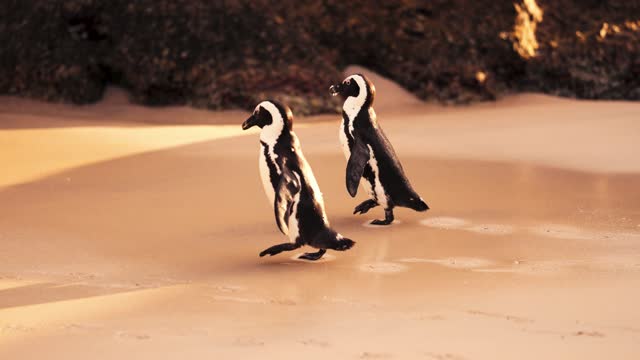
[329, 74, 429, 225]
[242, 100, 355, 260]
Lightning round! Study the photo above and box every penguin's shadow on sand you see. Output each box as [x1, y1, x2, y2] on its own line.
[194, 257, 339, 283]
[245, 253, 339, 271]
[224, 215, 390, 272]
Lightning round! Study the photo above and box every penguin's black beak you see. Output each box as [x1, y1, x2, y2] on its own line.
[406, 197, 429, 212]
[242, 115, 257, 130]
[414, 199, 430, 212]
[329, 83, 342, 97]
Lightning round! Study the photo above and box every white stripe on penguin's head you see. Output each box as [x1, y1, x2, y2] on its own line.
[256, 100, 291, 145]
[343, 74, 375, 121]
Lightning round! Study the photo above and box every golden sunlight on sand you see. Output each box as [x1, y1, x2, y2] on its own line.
[1, 68, 639, 359]
[0, 125, 252, 188]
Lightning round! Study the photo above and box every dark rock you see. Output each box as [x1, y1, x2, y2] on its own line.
[1, 0, 638, 114]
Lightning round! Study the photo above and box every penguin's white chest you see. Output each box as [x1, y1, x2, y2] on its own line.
[259, 147, 276, 205]
[339, 118, 351, 159]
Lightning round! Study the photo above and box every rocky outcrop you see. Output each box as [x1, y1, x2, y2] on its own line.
[1, 0, 638, 115]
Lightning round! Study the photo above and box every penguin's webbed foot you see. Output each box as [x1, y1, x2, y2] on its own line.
[370, 219, 393, 225]
[259, 243, 301, 257]
[353, 199, 379, 215]
[298, 249, 327, 261]
[370, 209, 394, 226]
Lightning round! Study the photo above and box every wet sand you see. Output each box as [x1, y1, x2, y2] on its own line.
[1, 68, 640, 359]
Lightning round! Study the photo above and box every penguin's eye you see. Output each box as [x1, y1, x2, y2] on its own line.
[345, 79, 351, 85]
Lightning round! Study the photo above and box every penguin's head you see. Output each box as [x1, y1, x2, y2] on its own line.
[242, 100, 293, 136]
[329, 74, 376, 105]
[404, 195, 429, 212]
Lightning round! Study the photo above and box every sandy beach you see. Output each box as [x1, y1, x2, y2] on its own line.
[1, 68, 639, 359]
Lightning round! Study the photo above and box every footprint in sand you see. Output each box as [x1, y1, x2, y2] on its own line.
[420, 217, 514, 236]
[536, 225, 640, 244]
[466, 310, 533, 324]
[466, 224, 515, 235]
[214, 285, 247, 293]
[359, 262, 408, 274]
[607, 231, 640, 242]
[1, 324, 34, 333]
[424, 352, 466, 360]
[529, 224, 595, 240]
[398, 257, 494, 270]
[474, 261, 534, 274]
[115, 331, 151, 340]
[233, 337, 265, 347]
[321, 296, 361, 307]
[524, 328, 607, 339]
[211, 295, 298, 306]
[299, 338, 330, 347]
[359, 351, 392, 359]
[210, 295, 268, 304]
[473, 259, 586, 275]
[573, 330, 605, 338]
[419, 217, 469, 230]
[61, 323, 103, 332]
[270, 298, 298, 306]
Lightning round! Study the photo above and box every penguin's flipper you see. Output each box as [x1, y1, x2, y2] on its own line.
[274, 162, 301, 235]
[346, 138, 370, 197]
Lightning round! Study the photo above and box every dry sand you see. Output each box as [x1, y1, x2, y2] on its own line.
[1, 67, 640, 359]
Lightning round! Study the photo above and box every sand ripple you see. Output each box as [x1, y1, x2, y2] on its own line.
[399, 257, 494, 269]
[467, 224, 515, 235]
[419, 217, 469, 229]
[529, 224, 595, 240]
[359, 262, 408, 274]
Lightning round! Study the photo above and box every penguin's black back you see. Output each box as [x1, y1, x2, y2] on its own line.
[349, 108, 421, 206]
[270, 130, 333, 243]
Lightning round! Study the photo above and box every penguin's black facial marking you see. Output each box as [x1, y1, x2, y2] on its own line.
[242, 106, 272, 130]
[255, 107, 273, 128]
[329, 79, 360, 99]
[342, 79, 360, 98]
